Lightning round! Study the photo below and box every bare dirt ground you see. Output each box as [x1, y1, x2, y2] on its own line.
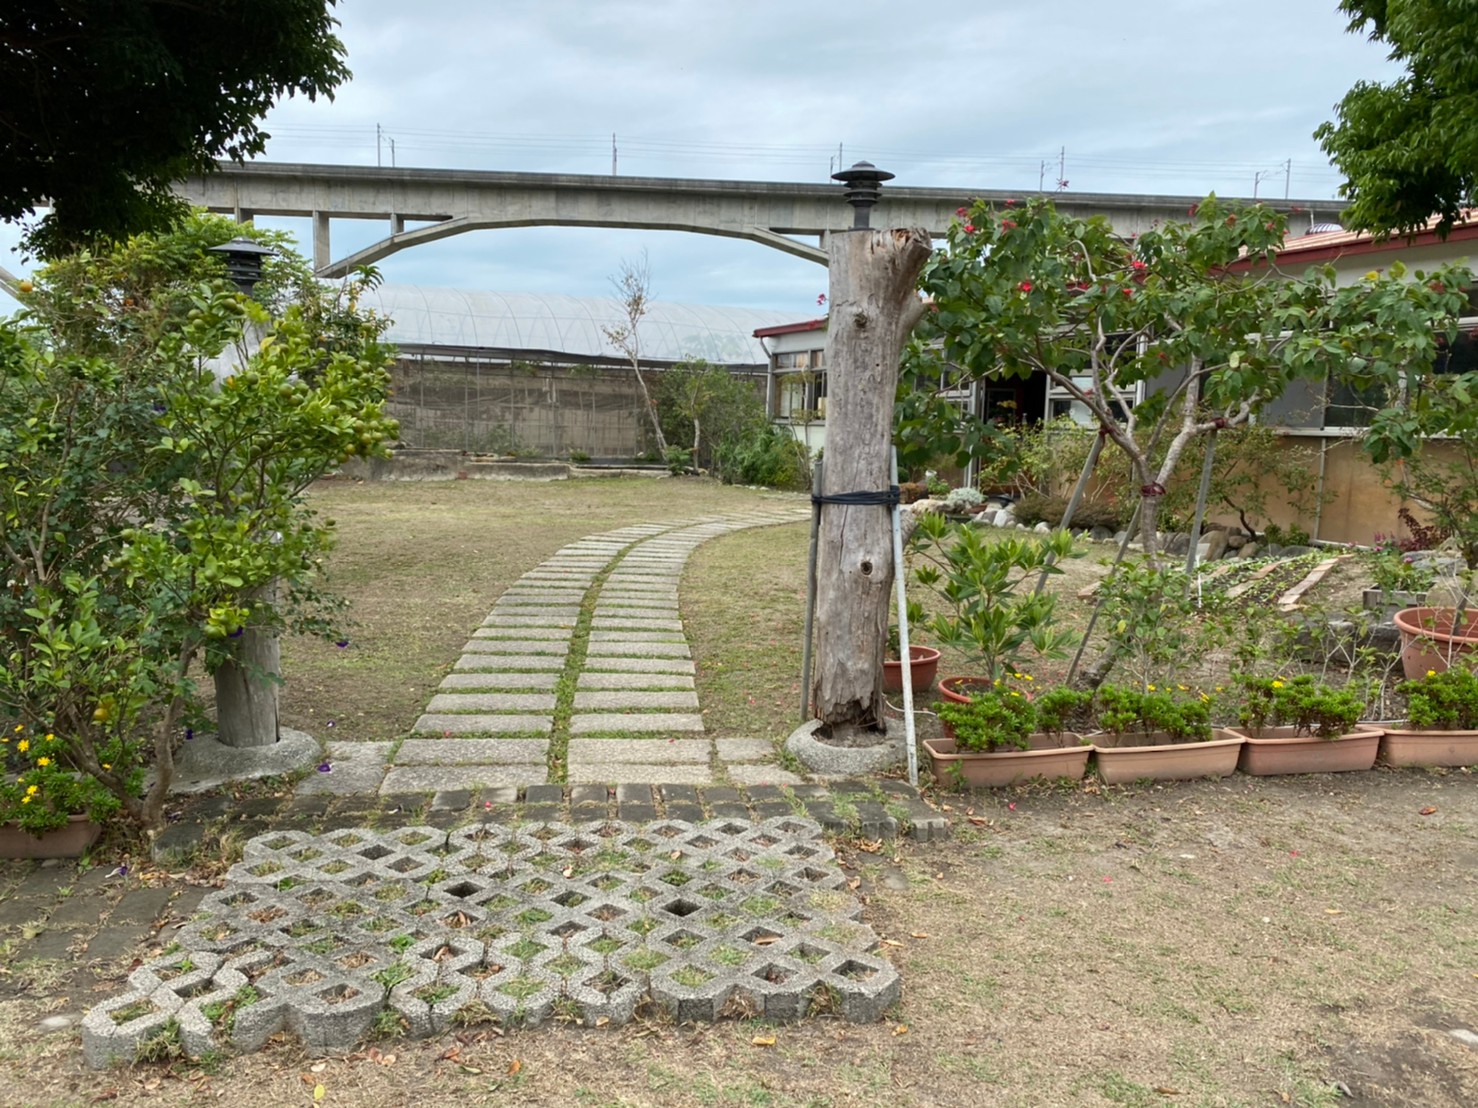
[3, 480, 1475, 1106]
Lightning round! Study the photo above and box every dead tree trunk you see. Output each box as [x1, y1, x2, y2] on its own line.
[214, 583, 281, 748]
[811, 227, 933, 733]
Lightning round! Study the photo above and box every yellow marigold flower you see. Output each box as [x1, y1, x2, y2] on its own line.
[20, 795, 31, 805]
[1271, 679, 1284, 689]
[36, 757, 50, 767]
[44, 733, 55, 742]
[1147, 684, 1156, 691]
[1023, 674, 1034, 681]
[25, 785, 37, 796]
[102, 763, 111, 771]
[12, 724, 21, 732]
[1177, 684, 1188, 691]
[16, 739, 28, 752]
[1427, 670, 1437, 678]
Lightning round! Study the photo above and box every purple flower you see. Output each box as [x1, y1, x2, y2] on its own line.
[326, 720, 335, 728]
[229, 628, 244, 638]
[185, 728, 194, 741]
[317, 761, 332, 773]
[335, 639, 349, 648]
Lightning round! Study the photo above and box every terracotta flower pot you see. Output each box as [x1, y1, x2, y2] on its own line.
[882, 645, 942, 694]
[0, 813, 102, 860]
[1393, 607, 1478, 680]
[1377, 726, 1478, 768]
[1090, 729, 1243, 784]
[1225, 724, 1381, 775]
[924, 733, 1089, 788]
[937, 675, 995, 705]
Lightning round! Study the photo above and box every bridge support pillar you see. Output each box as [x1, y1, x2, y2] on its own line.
[313, 212, 331, 272]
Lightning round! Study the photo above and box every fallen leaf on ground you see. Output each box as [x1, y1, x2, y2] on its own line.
[910, 931, 930, 939]
[310, 1063, 326, 1073]
[880, 938, 904, 948]
[1325, 908, 1342, 915]
[313, 1084, 325, 1102]
[1420, 806, 1439, 816]
[507, 1059, 523, 1076]
[752, 1034, 776, 1046]
[893, 1024, 909, 1036]
[1155, 1086, 1180, 1095]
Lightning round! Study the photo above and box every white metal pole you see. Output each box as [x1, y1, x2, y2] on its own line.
[890, 448, 918, 786]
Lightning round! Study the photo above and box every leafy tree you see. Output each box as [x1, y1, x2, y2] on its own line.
[0, 1, 349, 255]
[654, 358, 767, 476]
[0, 216, 395, 832]
[1315, 0, 1478, 235]
[906, 195, 1468, 560]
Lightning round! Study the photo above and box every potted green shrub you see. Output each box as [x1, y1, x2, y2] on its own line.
[907, 514, 1080, 702]
[1224, 674, 1379, 775]
[924, 684, 1091, 787]
[1381, 665, 1478, 767]
[1088, 685, 1243, 784]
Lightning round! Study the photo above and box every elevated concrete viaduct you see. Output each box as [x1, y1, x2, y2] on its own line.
[176, 161, 1343, 279]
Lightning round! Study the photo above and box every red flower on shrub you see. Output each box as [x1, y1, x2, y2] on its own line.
[964, 223, 976, 234]
[1019, 281, 1033, 292]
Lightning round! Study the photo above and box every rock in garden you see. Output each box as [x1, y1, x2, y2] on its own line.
[1237, 542, 1260, 559]
[1200, 530, 1229, 562]
[1225, 530, 1247, 549]
[1090, 525, 1114, 541]
[1033, 521, 1051, 533]
[1166, 532, 1191, 556]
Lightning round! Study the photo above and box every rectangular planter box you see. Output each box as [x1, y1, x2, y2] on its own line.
[1377, 727, 1478, 768]
[0, 814, 102, 860]
[924, 734, 1089, 788]
[1225, 724, 1381, 775]
[1090, 730, 1243, 785]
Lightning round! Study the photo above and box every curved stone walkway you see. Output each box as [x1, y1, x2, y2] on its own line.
[300, 509, 809, 798]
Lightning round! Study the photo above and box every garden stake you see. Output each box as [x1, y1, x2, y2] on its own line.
[1033, 428, 1106, 597]
[890, 448, 918, 786]
[1183, 427, 1220, 578]
[1066, 497, 1142, 687]
[800, 458, 823, 721]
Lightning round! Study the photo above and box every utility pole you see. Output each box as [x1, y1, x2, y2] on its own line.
[1284, 158, 1292, 200]
[612, 133, 618, 176]
[376, 123, 382, 167]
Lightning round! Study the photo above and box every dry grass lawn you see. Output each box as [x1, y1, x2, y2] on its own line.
[1, 479, 1476, 1106]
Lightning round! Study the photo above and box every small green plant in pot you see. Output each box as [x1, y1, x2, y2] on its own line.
[1381, 665, 1478, 767]
[924, 680, 1093, 788]
[1087, 685, 1242, 784]
[1227, 674, 1378, 775]
[908, 514, 1080, 698]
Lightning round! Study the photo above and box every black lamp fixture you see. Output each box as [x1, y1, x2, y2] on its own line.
[830, 160, 894, 229]
[208, 236, 276, 295]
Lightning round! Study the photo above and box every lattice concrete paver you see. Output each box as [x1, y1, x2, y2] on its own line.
[412, 713, 553, 735]
[570, 713, 704, 734]
[395, 739, 550, 765]
[82, 818, 895, 1066]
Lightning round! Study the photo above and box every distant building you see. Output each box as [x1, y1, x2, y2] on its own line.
[362, 285, 797, 460]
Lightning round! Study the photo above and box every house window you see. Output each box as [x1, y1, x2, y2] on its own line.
[1323, 321, 1478, 429]
[772, 349, 827, 421]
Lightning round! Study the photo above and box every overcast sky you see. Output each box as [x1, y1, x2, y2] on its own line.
[3, 1, 1402, 314]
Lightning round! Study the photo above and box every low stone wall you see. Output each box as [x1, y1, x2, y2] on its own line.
[336, 452, 666, 482]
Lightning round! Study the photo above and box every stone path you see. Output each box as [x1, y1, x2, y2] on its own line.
[297, 510, 813, 798]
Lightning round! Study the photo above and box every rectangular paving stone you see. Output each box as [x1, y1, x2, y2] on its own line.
[581, 657, 695, 675]
[716, 738, 778, 762]
[462, 639, 569, 655]
[426, 693, 557, 713]
[594, 598, 680, 609]
[289, 760, 388, 796]
[566, 738, 712, 764]
[570, 784, 611, 808]
[592, 617, 684, 630]
[567, 763, 714, 785]
[475, 626, 569, 640]
[577, 672, 694, 690]
[615, 784, 654, 804]
[570, 712, 705, 735]
[482, 614, 578, 627]
[587, 631, 687, 643]
[585, 641, 691, 658]
[573, 690, 699, 710]
[727, 764, 806, 787]
[523, 784, 565, 805]
[380, 765, 547, 792]
[413, 713, 552, 735]
[440, 672, 560, 690]
[658, 784, 701, 806]
[454, 655, 565, 671]
[396, 738, 549, 765]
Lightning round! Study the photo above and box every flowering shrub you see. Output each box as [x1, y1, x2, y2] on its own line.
[1094, 685, 1214, 743]
[1234, 674, 1368, 738]
[1398, 666, 1478, 730]
[936, 687, 1037, 752]
[1, 724, 122, 834]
